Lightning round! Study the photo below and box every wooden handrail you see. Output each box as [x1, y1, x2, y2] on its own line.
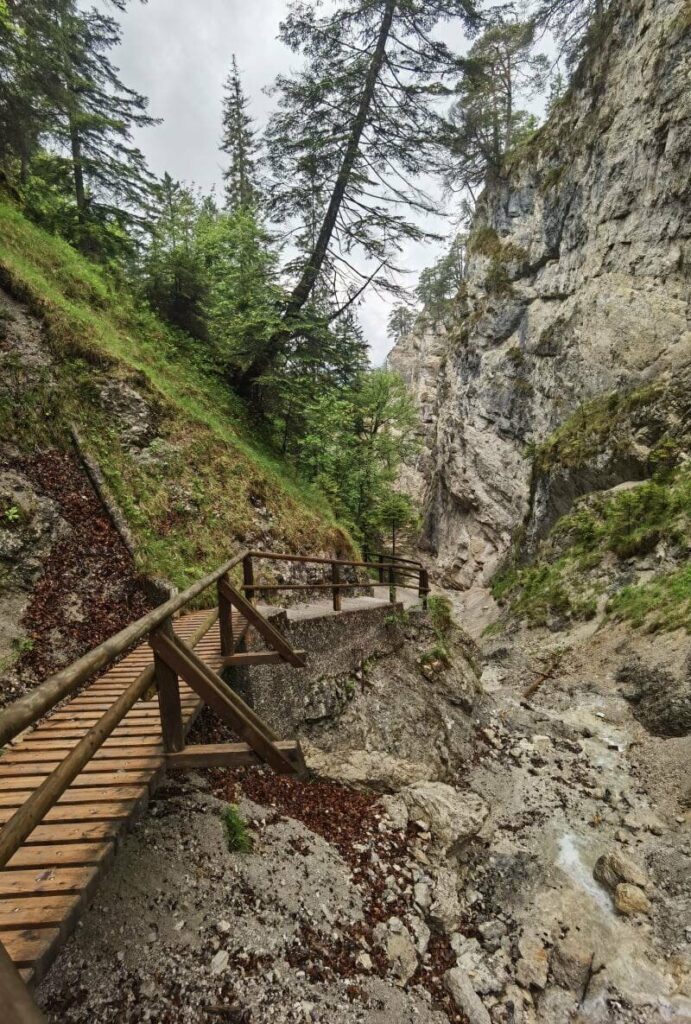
[0, 610, 218, 870]
[0, 550, 248, 748]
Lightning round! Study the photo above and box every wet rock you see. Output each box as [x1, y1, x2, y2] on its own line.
[444, 968, 492, 1024]
[550, 936, 595, 992]
[618, 655, 691, 738]
[614, 883, 651, 916]
[399, 782, 489, 852]
[593, 849, 649, 893]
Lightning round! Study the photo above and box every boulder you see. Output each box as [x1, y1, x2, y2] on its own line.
[399, 782, 489, 852]
[373, 917, 418, 985]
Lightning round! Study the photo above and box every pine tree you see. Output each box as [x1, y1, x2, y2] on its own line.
[221, 56, 261, 212]
[443, 19, 548, 202]
[237, 0, 480, 394]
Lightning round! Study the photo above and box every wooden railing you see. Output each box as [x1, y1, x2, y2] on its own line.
[0, 544, 431, 1013]
[244, 549, 429, 611]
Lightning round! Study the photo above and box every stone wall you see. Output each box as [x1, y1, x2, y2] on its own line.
[235, 603, 405, 737]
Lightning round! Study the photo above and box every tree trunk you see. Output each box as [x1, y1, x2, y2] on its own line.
[235, 0, 397, 395]
[69, 116, 86, 216]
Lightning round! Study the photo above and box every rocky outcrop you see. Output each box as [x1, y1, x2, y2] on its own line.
[392, 0, 691, 588]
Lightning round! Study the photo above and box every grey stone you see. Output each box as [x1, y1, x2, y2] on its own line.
[444, 968, 492, 1024]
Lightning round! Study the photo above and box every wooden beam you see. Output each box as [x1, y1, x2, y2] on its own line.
[152, 620, 184, 753]
[218, 579, 305, 667]
[166, 741, 301, 770]
[217, 575, 234, 657]
[332, 562, 342, 612]
[221, 650, 306, 668]
[150, 633, 296, 775]
[0, 940, 47, 1023]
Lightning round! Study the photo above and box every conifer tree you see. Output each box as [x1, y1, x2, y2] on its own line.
[221, 56, 261, 212]
[238, 0, 479, 394]
[443, 19, 548, 201]
[533, 0, 609, 70]
[49, 3, 159, 250]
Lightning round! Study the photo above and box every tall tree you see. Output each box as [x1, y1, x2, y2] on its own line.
[140, 173, 209, 338]
[220, 55, 261, 212]
[443, 19, 548, 201]
[237, 0, 479, 396]
[49, 3, 159, 251]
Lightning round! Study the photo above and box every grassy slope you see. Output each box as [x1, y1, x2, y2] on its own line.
[493, 384, 691, 634]
[0, 201, 352, 588]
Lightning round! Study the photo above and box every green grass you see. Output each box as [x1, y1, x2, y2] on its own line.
[608, 565, 691, 634]
[221, 805, 253, 854]
[0, 201, 354, 587]
[493, 468, 691, 630]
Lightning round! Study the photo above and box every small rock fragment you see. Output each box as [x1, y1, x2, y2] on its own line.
[444, 968, 492, 1024]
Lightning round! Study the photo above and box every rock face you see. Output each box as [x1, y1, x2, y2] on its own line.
[390, 0, 691, 587]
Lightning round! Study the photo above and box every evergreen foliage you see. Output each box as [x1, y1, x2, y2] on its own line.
[221, 56, 262, 212]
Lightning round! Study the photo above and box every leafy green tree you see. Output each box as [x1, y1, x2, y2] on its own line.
[221, 55, 262, 212]
[237, 0, 480, 394]
[199, 205, 284, 379]
[387, 304, 416, 344]
[416, 232, 467, 323]
[443, 19, 548, 200]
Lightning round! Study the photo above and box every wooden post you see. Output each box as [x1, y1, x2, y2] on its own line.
[389, 561, 397, 604]
[331, 562, 342, 612]
[243, 555, 255, 604]
[0, 940, 47, 1023]
[378, 554, 385, 584]
[217, 574, 234, 657]
[152, 618, 184, 754]
[420, 568, 430, 610]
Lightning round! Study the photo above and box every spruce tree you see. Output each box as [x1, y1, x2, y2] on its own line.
[220, 56, 261, 212]
[48, 3, 159, 251]
[237, 0, 480, 394]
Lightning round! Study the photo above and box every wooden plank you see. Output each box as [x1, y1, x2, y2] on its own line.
[27, 726, 161, 740]
[0, 895, 80, 929]
[0, 771, 156, 791]
[0, 801, 138, 826]
[0, 867, 98, 897]
[1, 927, 61, 968]
[14, 737, 163, 750]
[221, 650, 306, 668]
[4, 843, 113, 871]
[167, 741, 301, 770]
[23, 823, 122, 846]
[0, 755, 162, 771]
[0, 787, 144, 807]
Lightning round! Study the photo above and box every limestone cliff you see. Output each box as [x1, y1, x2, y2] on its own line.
[393, 0, 690, 588]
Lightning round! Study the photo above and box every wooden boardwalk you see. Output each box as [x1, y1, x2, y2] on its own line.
[0, 609, 222, 988]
